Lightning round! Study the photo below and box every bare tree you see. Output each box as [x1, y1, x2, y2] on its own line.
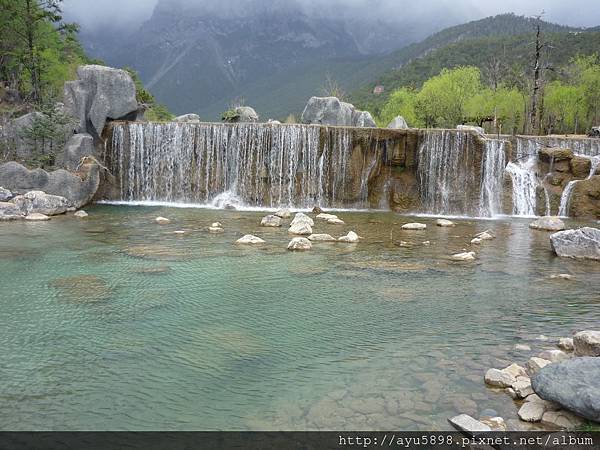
[528, 13, 552, 135]
[321, 73, 346, 101]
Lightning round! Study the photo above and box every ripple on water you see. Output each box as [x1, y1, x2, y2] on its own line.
[121, 243, 193, 261]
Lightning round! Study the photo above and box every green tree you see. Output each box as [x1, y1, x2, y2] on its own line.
[465, 86, 526, 134]
[378, 87, 421, 127]
[414, 66, 483, 127]
[0, 0, 79, 103]
[543, 81, 585, 133]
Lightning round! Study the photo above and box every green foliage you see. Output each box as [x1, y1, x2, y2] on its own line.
[221, 109, 241, 123]
[413, 67, 483, 128]
[378, 88, 420, 127]
[465, 87, 526, 134]
[145, 104, 175, 122]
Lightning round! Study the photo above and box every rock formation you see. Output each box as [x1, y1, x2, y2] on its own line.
[301, 96, 376, 127]
[550, 227, 600, 260]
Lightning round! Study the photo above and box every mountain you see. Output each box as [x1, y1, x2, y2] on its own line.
[76, 0, 470, 120]
[348, 14, 586, 115]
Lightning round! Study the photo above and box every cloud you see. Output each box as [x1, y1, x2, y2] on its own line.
[63, 0, 600, 33]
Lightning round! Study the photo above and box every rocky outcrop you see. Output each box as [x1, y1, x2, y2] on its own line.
[532, 357, 600, 423]
[59, 133, 94, 171]
[223, 106, 259, 123]
[550, 227, 600, 261]
[0, 187, 13, 201]
[11, 190, 70, 216]
[387, 116, 409, 129]
[569, 175, 600, 219]
[64, 65, 138, 138]
[0, 159, 100, 208]
[456, 125, 484, 134]
[301, 96, 376, 127]
[173, 114, 201, 123]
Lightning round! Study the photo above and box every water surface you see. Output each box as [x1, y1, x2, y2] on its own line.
[1, 205, 599, 430]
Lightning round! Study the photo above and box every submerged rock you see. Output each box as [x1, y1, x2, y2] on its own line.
[436, 219, 455, 227]
[538, 349, 569, 363]
[308, 233, 336, 242]
[51, 274, 111, 303]
[529, 216, 565, 232]
[533, 357, 600, 423]
[550, 227, 600, 261]
[236, 235, 266, 244]
[11, 191, 70, 216]
[260, 215, 282, 227]
[573, 330, 600, 356]
[541, 410, 585, 429]
[338, 231, 359, 243]
[402, 222, 426, 230]
[287, 237, 312, 251]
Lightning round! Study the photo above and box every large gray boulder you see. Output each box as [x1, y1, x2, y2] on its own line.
[0, 187, 13, 202]
[6, 112, 46, 159]
[64, 65, 138, 138]
[550, 227, 600, 261]
[387, 116, 409, 129]
[574, 330, 600, 357]
[0, 201, 25, 220]
[223, 106, 259, 123]
[532, 357, 600, 423]
[59, 133, 94, 171]
[301, 96, 376, 127]
[0, 159, 100, 208]
[11, 190, 70, 216]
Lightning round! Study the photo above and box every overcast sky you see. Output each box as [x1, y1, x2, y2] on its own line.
[63, 0, 600, 32]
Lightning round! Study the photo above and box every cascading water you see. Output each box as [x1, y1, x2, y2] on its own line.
[505, 158, 539, 216]
[479, 138, 507, 217]
[417, 130, 507, 217]
[107, 122, 357, 209]
[558, 155, 600, 217]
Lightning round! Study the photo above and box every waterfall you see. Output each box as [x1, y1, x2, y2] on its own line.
[417, 130, 506, 217]
[505, 157, 539, 217]
[107, 122, 358, 209]
[479, 138, 507, 217]
[557, 155, 600, 217]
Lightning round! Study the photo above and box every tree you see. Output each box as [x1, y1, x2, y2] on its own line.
[413, 66, 483, 127]
[378, 87, 420, 127]
[321, 73, 346, 101]
[466, 86, 525, 134]
[528, 14, 552, 135]
[0, 0, 80, 104]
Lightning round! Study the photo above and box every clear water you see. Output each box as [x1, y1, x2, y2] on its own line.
[2, 205, 600, 431]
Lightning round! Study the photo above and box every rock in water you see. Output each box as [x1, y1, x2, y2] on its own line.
[307, 234, 336, 242]
[484, 368, 515, 388]
[528, 357, 552, 375]
[401, 222, 426, 230]
[327, 218, 345, 225]
[287, 237, 312, 251]
[387, 116, 409, 129]
[290, 212, 314, 227]
[236, 235, 266, 244]
[338, 231, 359, 243]
[550, 227, 600, 261]
[64, 65, 138, 136]
[25, 213, 50, 221]
[0, 187, 14, 202]
[74, 210, 88, 218]
[11, 191, 70, 216]
[538, 349, 569, 363]
[450, 252, 476, 262]
[529, 216, 565, 232]
[316, 213, 339, 221]
[300, 96, 375, 127]
[532, 357, 600, 423]
[155, 217, 170, 225]
[274, 208, 291, 219]
[0, 202, 24, 220]
[436, 219, 455, 227]
[260, 215, 282, 227]
[518, 402, 546, 422]
[573, 330, 600, 356]
[288, 222, 312, 235]
[558, 337, 574, 352]
[448, 414, 491, 433]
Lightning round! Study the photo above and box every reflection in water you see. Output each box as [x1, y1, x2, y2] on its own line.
[0, 205, 599, 431]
